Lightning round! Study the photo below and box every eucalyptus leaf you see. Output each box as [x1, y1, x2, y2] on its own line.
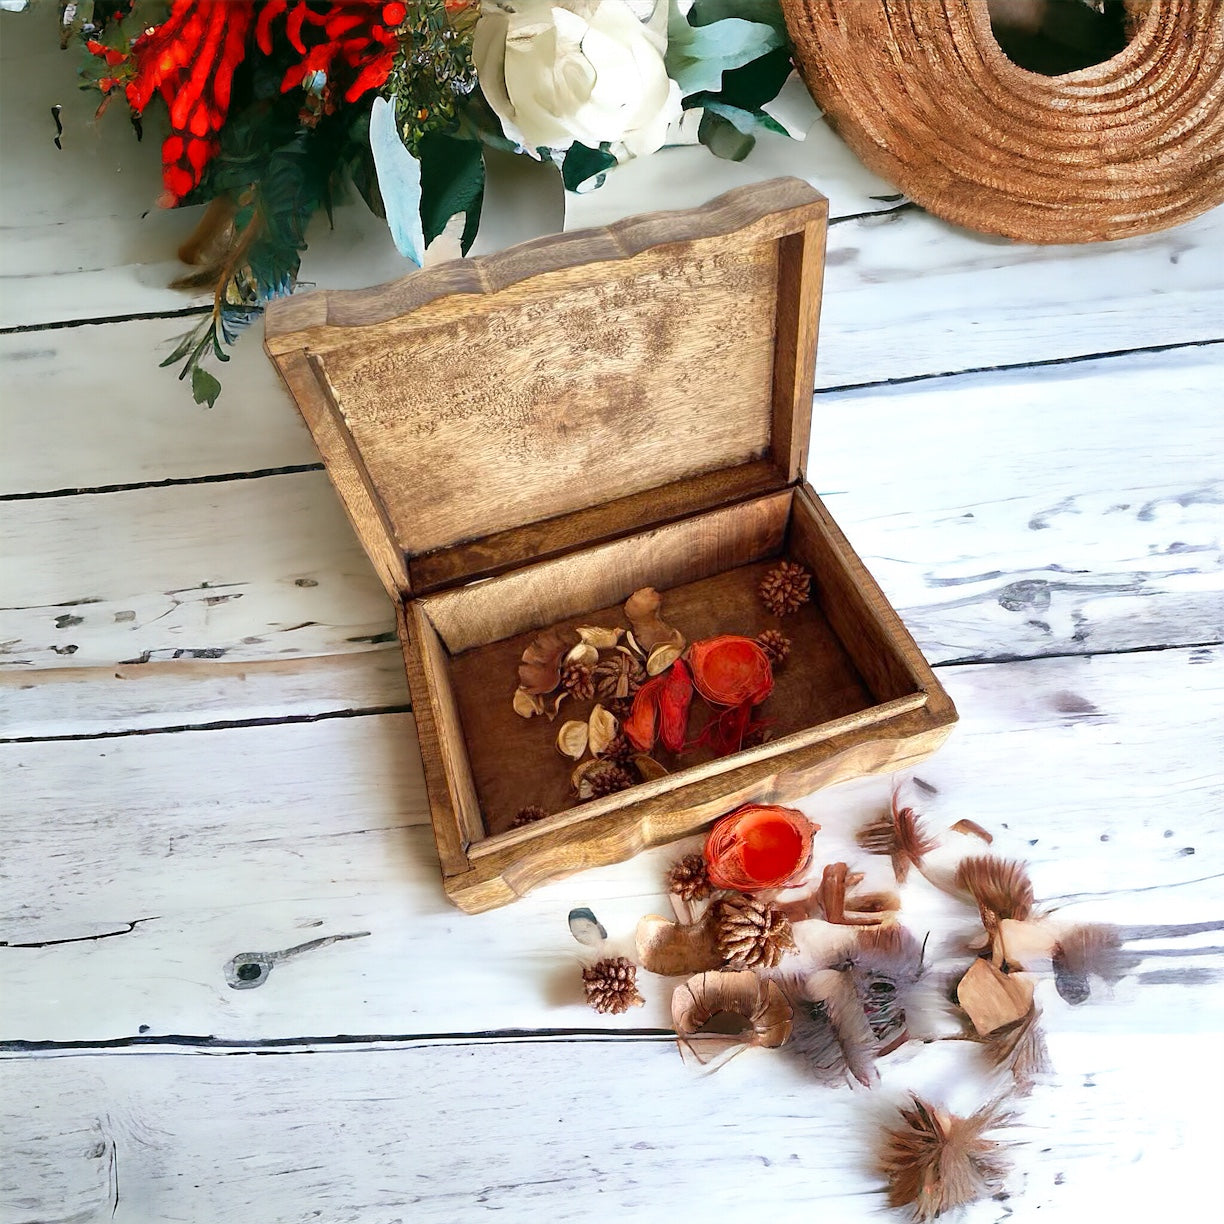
[568, 907, 608, 948]
[702, 98, 788, 138]
[667, 2, 784, 99]
[369, 96, 425, 266]
[688, 0, 787, 32]
[419, 132, 485, 249]
[697, 109, 756, 161]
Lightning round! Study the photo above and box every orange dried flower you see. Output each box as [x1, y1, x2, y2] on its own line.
[687, 636, 773, 708]
[704, 804, 817, 892]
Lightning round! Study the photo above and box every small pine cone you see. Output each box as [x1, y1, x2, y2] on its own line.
[561, 661, 596, 701]
[589, 762, 636, 798]
[756, 628, 791, 666]
[715, 894, 797, 970]
[511, 805, 548, 829]
[582, 956, 644, 1015]
[759, 561, 811, 617]
[666, 852, 712, 902]
[593, 652, 647, 701]
[606, 696, 634, 720]
[598, 732, 635, 763]
[742, 724, 773, 749]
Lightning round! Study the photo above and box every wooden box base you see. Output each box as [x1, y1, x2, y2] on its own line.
[402, 483, 956, 912]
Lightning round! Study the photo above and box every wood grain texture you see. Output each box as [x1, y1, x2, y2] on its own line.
[267, 181, 827, 580]
[3, 646, 1218, 1041]
[3, 1033, 1219, 1223]
[781, 0, 1224, 242]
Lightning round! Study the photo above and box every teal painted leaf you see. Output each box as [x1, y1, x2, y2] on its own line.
[191, 365, 222, 409]
[702, 99, 788, 138]
[697, 109, 756, 162]
[688, 0, 787, 32]
[369, 96, 425, 266]
[666, 2, 784, 99]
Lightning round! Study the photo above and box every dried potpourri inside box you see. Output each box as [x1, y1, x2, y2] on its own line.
[264, 178, 956, 912]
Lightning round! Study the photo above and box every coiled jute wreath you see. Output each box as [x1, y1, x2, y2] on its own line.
[779, 0, 1224, 243]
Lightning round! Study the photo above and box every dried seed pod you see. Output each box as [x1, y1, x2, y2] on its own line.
[556, 719, 589, 760]
[564, 643, 599, 669]
[755, 628, 791, 666]
[572, 759, 634, 800]
[587, 704, 618, 758]
[561, 662, 596, 701]
[632, 754, 669, 781]
[577, 625, 623, 650]
[636, 908, 722, 976]
[518, 627, 577, 695]
[688, 636, 773, 707]
[582, 956, 644, 1015]
[714, 894, 797, 970]
[593, 648, 647, 701]
[759, 560, 811, 617]
[646, 641, 682, 675]
[512, 687, 544, 718]
[877, 1095, 1013, 1221]
[624, 587, 685, 652]
[510, 805, 547, 829]
[671, 970, 793, 1049]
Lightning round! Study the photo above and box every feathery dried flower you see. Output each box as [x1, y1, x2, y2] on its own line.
[954, 855, 1035, 935]
[877, 1096, 1013, 1221]
[856, 789, 937, 883]
[1052, 923, 1124, 1004]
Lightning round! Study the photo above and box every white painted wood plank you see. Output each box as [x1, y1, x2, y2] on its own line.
[0, 322, 318, 495]
[2, 1032, 1219, 1224]
[2, 648, 1219, 1044]
[814, 204, 1223, 390]
[0, 471, 394, 670]
[0, 651, 409, 740]
[4, 348, 1218, 670]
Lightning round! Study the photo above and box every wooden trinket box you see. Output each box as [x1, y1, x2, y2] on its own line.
[265, 178, 956, 913]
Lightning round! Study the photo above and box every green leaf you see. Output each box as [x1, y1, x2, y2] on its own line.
[666, 2, 785, 98]
[561, 142, 617, 193]
[191, 365, 222, 409]
[702, 99, 788, 138]
[418, 132, 485, 247]
[697, 110, 756, 162]
[713, 45, 793, 112]
[369, 96, 425, 265]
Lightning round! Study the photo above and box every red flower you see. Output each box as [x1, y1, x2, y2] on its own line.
[688, 636, 773, 708]
[622, 660, 695, 755]
[704, 805, 817, 892]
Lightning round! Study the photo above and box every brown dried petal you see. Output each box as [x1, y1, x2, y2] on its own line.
[956, 958, 1035, 1036]
[518, 627, 577, 695]
[635, 909, 722, 977]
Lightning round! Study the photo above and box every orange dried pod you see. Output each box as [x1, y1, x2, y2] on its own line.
[704, 804, 817, 891]
[687, 636, 773, 707]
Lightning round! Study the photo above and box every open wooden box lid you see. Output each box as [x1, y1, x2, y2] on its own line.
[264, 178, 828, 599]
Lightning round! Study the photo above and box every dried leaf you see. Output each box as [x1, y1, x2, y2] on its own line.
[646, 642, 682, 675]
[518, 628, 577, 695]
[950, 818, 993, 843]
[624, 587, 685, 652]
[512, 687, 543, 718]
[555, 719, 589, 760]
[878, 1096, 1013, 1221]
[624, 630, 646, 659]
[546, 691, 569, 721]
[671, 970, 792, 1049]
[568, 906, 608, 948]
[956, 958, 1034, 1036]
[577, 625, 623, 649]
[565, 643, 599, 668]
[633, 754, 669, 781]
[587, 704, 619, 758]
[635, 910, 722, 976]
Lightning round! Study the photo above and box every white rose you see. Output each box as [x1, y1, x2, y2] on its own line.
[474, 0, 682, 160]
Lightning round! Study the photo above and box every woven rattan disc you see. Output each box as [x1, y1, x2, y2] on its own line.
[780, 0, 1224, 242]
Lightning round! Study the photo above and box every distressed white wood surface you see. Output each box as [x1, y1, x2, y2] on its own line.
[3, 1032, 1220, 1224]
[3, 648, 1219, 1043]
[4, 347, 1220, 673]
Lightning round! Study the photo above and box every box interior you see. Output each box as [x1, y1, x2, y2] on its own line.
[413, 487, 926, 844]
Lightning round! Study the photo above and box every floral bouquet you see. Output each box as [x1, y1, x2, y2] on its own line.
[42, 0, 798, 402]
